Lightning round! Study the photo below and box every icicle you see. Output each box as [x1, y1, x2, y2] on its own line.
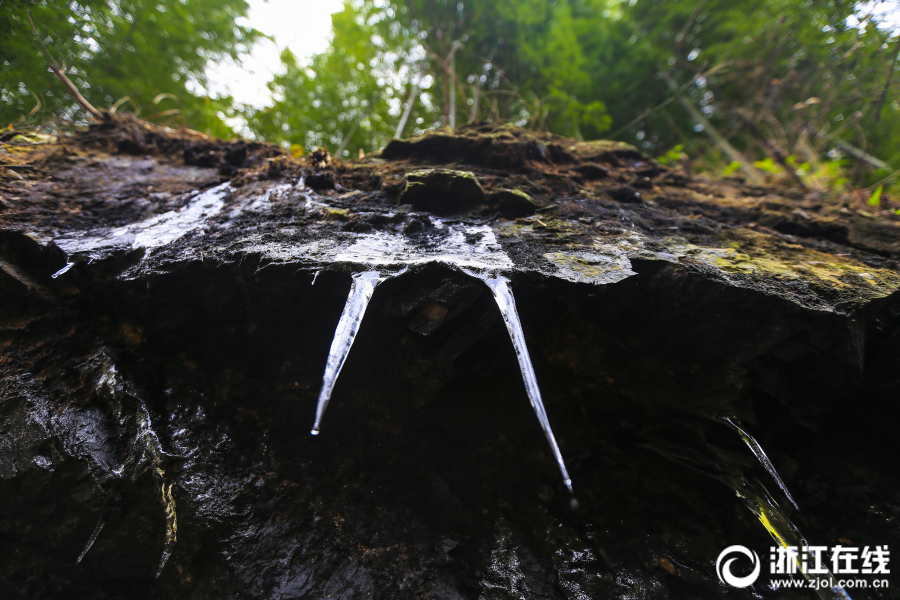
[76, 517, 105, 563]
[52, 262, 74, 279]
[479, 274, 573, 492]
[311, 271, 386, 435]
[156, 483, 177, 578]
[720, 416, 799, 511]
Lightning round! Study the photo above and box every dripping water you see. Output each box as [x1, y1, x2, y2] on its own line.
[477, 273, 573, 492]
[311, 271, 387, 435]
[720, 416, 799, 511]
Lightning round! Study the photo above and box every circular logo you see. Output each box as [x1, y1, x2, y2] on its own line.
[716, 545, 761, 588]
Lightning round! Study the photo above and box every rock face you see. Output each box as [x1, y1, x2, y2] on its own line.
[1, 117, 899, 599]
[402, 168, 486, 214]
[486, 189, 537, 218]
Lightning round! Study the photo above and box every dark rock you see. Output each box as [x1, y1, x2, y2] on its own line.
[488, 188, 538, 218]
[401, 168, 485, 214]
[574, 164, 609, 180]
[635, 166, 664, 178]
[380, 129, 550, 170]
[402, 215, 435, 234]
[608, 185, 643, 203]
[307, 171, 336, 191]
[224, 142, 248, 167]
[547, 142, 576, 163]
[632, 176, 653, 189]
[662, 173, 689, 186]
[183, 142, 221, 168]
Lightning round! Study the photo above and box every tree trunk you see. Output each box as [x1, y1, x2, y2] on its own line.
[661, 69, 766, 186]
[394, 78, 420, 139]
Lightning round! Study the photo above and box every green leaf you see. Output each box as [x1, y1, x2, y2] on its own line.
[723, 161, 742, 176]
[869, 186, 883, 207]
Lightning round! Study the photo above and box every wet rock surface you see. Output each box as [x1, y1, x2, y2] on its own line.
[1, 118, 899, 599]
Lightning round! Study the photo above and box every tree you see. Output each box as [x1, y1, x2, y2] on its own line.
[398, 0, 614, 138]
[1, 0, 261, 136]
[249, 0, 618, 153]
[247, 1, 440, 155]
[621, 0, 900, 186]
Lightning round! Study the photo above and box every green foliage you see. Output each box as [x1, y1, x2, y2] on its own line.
[753, 158, 781, 175]
[803, 159, 849, 191]
[1, 0, 261, 135]
[247, 0, 618, 150]
[247, 2, 438, 154]
[656, 144, 686, 166]
[622, 0, 899, 189]
[401, 0, 617, 137]
[722, 161, 741, 176]
[869, 185, 883, 207]
[254, 0, 898, 195]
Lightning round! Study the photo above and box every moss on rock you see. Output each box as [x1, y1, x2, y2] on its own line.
[488, 188, 538, 218]
[401, 168, 486, 215]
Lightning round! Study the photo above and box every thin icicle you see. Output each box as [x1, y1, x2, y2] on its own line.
[156, 482, 177, 578]
[721, 416, 799, 511]
[479, 274, 573, 492]
[311, 271, 386, 435]
[77, 518, 105, 563]
[52, 262, 75, 279]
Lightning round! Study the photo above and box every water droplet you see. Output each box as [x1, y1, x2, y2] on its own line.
[310, 428, 319, 436]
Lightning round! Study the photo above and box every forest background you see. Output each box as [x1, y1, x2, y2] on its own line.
[4, 0, 900, 208]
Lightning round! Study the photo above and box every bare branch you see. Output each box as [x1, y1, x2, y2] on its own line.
[660, 69, 765, 185]
[27, 10, 104, 121]
[872, 37, 900, 129]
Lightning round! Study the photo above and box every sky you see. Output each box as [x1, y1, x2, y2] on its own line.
[856, 0, 900, 30]
[203, 0, 345, 108]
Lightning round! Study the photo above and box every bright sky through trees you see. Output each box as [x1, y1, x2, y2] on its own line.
[202, 0, 345, 107]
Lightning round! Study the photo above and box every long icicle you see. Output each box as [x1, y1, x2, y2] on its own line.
[481, 275, 573, 492]
[312, 271, 385, 435]
[720, 416, 800, 511]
